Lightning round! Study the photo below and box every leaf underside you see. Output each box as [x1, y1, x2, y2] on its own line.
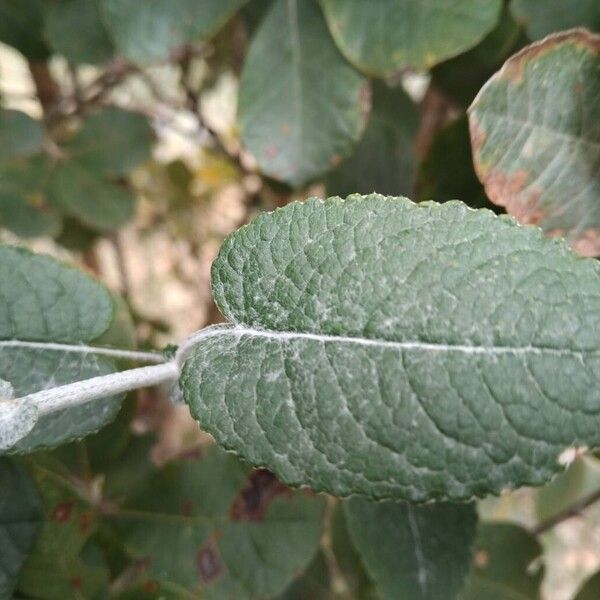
[182, 194, 600, 501]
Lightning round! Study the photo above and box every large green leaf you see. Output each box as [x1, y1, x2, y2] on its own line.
[0, 0, 48, 59]
[327, 81, 418, 198]
[182, 194, 600, 502]
[0, 458, 42, 599]
[238, 0, 368, 187]
[100, 0, 249, 64]
[107, 445, 325, 598]
[345, 499, 477, 600]
[0, 110, 44, 164]
[469, 29, 600, 256]
[460, 523, 544, 599]
[45, 0, 114, 64]
[320, 0, 503, 74]
[511, 0, 600, 40]
[16, 457, 110, 599]
[0, 246, 124, 454]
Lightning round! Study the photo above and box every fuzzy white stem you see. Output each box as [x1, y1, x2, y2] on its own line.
[0, 340, 165, 364]
[23, 362, 180, 415]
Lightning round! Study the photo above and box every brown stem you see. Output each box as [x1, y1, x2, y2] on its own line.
[27, 60, 60, 117]
[531, 486, 600, 536]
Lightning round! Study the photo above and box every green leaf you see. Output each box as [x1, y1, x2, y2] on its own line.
[276, 551, 330, 600]
[320, 0, 503, 74]
[0, 157, 62, 238]
[0, 246, 113, 342]
[107, 445, 325, 598]
[536, 456, 600, 522]
[469, 29, 600, 256]
[330, 505, 377, 598]
[327, 81, 418, 198]
[511, 0, 600, 41]
[0, 246, 124, 454]
[431, 4, 524, 108]
[460, 523, 544, 599]
[417, 116, 493, 209]
[45, 0, 114, 64]
[67, 108, 153, 176]
[101, 0, 249, 64]
[16, 458, 110, 599]
[345, 499, 477, 600]
[575, 571, 600, 600]
[0, 0, 48, 59]
[238, 0, 368, 187]
[0, 458, 42, 599]
[182, 194, 600, 502]
[0, 110, 44, 164]
[47, 160, 135, 231]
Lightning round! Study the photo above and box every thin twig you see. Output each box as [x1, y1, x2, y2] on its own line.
[531, 486, 600, 535]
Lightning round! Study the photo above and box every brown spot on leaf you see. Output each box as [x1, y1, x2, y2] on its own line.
[197, 541, 224, 584]
[51, 501, 74, 523]
[70, 577, 82, 590]
[330, 154, 343, 167]
[280, 123, 291, 135]
[481, 169, 544, 225]
[181, 500, 193, 516]
[474, 550, 489, 568]
[79, 512, 93, 534]
[500, 29, 600, 84]
[230, 469, 289, 522]
[143, 580, 160, 594]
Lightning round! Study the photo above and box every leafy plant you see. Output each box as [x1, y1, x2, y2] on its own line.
[0, 1, 599, 599]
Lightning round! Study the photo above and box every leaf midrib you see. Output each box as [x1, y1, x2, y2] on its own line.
[186, 324, 598, 358]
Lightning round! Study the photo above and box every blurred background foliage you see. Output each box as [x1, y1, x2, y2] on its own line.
[0, 1, 599, 598]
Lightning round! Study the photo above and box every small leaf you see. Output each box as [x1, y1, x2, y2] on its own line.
[0, 110, 44, 164]
[107, 446, 325, 598]
[183, 194, 600, 501]
[345, 499, 477, 600]
[0, 458, 42, 599]
[47, 160, 135, 231]
[575, 570, 600, 600]
[45, 0, 114, 64]
[0, 158, 62, 238]
[16, 458, 109, 599]
[460, 523, 544, 599]
[327, 81, 418, 198]
[67, 109, 153, 176]
[320, 0, 503, 74]
[469, 29, 600, 256]
[238, 0, 368, 187]
[100, 0, 249, 64]
[511, 0, 600, 41]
